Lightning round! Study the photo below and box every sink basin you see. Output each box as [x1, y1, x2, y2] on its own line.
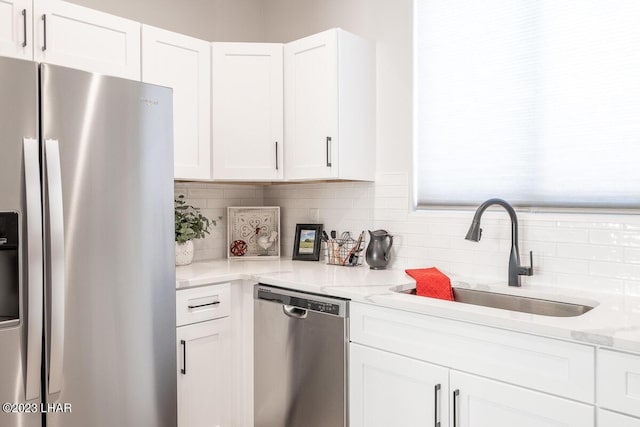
[398, 287, 595, 317]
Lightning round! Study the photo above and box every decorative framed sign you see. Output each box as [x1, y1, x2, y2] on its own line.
[227, 207, 280, 260]
[292, 223, 323, 261]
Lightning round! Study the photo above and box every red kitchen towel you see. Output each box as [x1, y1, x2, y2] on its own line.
[405, 267, 453, 301]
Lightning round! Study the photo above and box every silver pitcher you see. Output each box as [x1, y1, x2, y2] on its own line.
[365, 230, 393, 270]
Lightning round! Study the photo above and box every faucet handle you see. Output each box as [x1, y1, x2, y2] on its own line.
[518, 251, 534, 276]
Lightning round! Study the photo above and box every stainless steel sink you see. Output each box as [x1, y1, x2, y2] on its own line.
[399, 287, 594, 317]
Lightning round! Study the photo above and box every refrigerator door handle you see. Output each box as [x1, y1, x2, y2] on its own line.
[23, 138, 43, 401]
[45, 138, 65, 395]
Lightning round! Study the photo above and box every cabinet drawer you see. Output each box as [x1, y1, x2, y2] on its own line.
[176, 283, 230, 326]
[599, 409, 640, 427]
[350, 302, 595, 403]
[598, 349, 640, 417]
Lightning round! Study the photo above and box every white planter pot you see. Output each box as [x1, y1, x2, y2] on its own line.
[175, 240, 194, 266]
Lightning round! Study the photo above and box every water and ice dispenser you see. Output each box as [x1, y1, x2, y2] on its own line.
[0, 212, 19, 323]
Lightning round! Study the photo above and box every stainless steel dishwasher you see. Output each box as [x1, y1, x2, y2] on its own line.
[254, 284, 349, 427]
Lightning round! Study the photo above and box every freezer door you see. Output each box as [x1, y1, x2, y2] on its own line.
[0, 57, 42, 427]
[40, 64, 176, 427]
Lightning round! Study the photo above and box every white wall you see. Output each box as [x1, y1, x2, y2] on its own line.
[66, 0, 266, 41]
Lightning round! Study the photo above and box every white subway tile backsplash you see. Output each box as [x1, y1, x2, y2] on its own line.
[373, 196, 409, 210]
[590, 230, 640, 247]
[539, 257, 590, 275]
[527, 227, 590, 243]
[222, 188, 261, 199]
[590, 261, 640, 281]
[175, 182, 263, 262]
[375, 172, 409, 186]
[372, 185, 407, 198]
[187, 188, 224, 199]
[176, 172, 640, 296]
[373, 208, 408, 222]
[624, 248, 640, 264]
[557, 243, 623, 262]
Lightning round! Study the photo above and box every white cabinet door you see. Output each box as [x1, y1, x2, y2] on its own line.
[212, 42, 283, 181]
[284, 29, 338, 180]
[177, 318, 231, 427]
[350, 343, 449, 427]
[599, 409, 640, 427]
[598, 349, 640, 418]
[0, 0, 32, 59]
[142, 25, 211, 180]
[33, 0, 140, 80]
[451, 371, 594, 427]
[284, 28, 375, 181]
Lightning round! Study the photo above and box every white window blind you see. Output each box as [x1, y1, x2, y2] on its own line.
[414, 0, 640, 208]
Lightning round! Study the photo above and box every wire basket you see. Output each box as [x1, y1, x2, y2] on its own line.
[324, 232, 365, 266]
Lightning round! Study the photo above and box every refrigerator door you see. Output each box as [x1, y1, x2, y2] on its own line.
[0, 57, 42, 427]
[40, 64, 176, 427]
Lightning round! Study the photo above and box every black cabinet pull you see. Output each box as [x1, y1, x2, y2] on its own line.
[453, 389, 460, 427]
[180, 340, 187, 375]
[326, 136, 332, 167]
[187, 301, 220, 309]
[275, 141, 279, 170]
[22, 9, 27, 47]
[41, 14, 47, 51]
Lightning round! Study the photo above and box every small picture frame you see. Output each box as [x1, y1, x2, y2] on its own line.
[292, 224, 323, 261]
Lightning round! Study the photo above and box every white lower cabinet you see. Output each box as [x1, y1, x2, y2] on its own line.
[176, 316, 231, 427]
[349, 342, 593, 427]
[597, 349, 640, 419]
[451, 371, 594, 427]
[176, 283, 235, 427]
[350, 343, 449, 427]
[599, 409, 640, 427]
[349, 302, 597, 427]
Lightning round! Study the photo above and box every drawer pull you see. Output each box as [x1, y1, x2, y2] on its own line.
[188, 301, 220, 310]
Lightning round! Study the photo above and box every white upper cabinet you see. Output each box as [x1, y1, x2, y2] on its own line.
[284, 28, 375, 181]
[212, 42, 283, 181]
[142, 25, 211, 180]
[33, 0, 140, 80]
[0, 0, 32, 59]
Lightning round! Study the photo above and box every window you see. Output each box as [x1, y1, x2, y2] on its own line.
[414, 0, 640, 208]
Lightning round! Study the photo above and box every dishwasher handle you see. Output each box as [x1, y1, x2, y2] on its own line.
[283, 305, 308, 319]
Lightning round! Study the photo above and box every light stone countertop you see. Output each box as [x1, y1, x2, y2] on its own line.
[176, 258, 640, 354]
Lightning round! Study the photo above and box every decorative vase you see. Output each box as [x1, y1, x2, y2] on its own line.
[175, 240, 194, 266]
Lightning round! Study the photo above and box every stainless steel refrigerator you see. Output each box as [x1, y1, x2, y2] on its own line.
[0, 56, 176, 427]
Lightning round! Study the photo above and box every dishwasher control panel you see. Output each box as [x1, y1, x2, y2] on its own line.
[256, 284, 348, 317]
[290, 296, 340, 315]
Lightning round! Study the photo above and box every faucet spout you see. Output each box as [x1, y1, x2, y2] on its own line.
[465, 198, 533, 286]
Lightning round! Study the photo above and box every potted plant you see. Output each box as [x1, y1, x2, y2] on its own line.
[174, 195, 221, 266]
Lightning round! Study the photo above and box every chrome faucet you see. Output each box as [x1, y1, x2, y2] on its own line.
[465, 198, 533, 287]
